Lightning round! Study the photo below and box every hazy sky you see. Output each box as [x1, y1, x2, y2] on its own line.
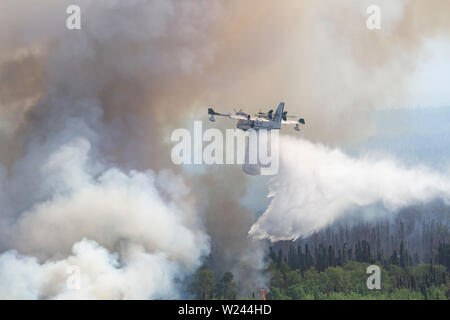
[353, 38, 450, 168]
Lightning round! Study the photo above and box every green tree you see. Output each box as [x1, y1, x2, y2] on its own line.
[389, 288, 424, 300]
[436, 243, 450, 271]
[268, 287, 292, 300]
[425, 285, 448, 300]
[191, 268, 216, 299]
[216, 272, 237, 299]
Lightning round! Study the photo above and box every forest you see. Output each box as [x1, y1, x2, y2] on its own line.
[190, 203, 450, 300]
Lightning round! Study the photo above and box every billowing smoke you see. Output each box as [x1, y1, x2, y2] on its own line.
[0, 133, 209, 298]
[249, 136, 450, 241]
[0, 239, 196, 299]
[0, 0, 217, 299]
[194, 168, 268, 295]
[1, 0, 450, 299]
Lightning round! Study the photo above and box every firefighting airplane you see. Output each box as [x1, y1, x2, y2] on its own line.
[208, 102, 305, 131]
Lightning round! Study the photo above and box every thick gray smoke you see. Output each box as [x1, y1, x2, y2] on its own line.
[0, 115, 211, 298]
[0, 0, 217, 299]
[194, 168, 268, 295]
[0, 0, 273, 299]
[0, 102, 210, 298]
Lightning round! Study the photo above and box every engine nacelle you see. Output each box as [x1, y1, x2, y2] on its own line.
[236, 111, 250, 120]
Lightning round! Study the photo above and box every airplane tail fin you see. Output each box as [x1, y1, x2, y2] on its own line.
[208, 107, 217, 122]
[273, 102, 285, 123]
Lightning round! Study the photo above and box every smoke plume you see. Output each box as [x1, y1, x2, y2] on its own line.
[0, 134, 209, 298]
[0, 0, 218, 298]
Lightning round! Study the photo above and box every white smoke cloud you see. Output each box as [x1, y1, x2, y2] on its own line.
[249, 136, 450, 241]
[0, 239, 188, 299]
[0, 137, 209, 299]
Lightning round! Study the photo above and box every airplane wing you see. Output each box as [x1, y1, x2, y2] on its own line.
[282, 118, 306, 131]
[229, 114, 251, 120]
[282, 118, 305, 125]
[208, 108, 249, 122]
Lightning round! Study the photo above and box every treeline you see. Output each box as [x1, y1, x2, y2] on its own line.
[272, 241, 450, 273]
[267, 260, 449, 300]
[189, 243, 450, 300]
[275, 203, 450, 267]
[266, 207, 450, 299]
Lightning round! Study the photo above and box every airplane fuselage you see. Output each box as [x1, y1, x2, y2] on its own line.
[209, 102, 303, 132]
[236, 119, 281, 131]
